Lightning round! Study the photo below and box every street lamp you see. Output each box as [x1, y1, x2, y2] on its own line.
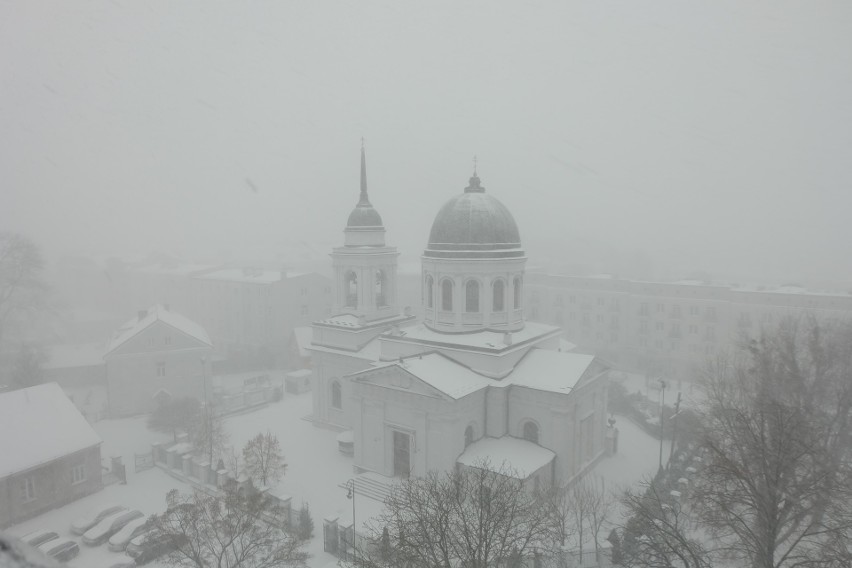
[658, 379, 666, 473]
[346, 479, 356, 559]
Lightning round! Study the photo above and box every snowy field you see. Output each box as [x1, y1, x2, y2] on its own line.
[8, 388, 660, 567]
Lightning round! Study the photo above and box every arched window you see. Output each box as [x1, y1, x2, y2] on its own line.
[492, 279, 505, 312]
[522, 421, 539, 444]
[375, 270, 387, 307]
[464, 425, 475, 448]
[345, 272, 358, 308]
[441, 279, 453, 311]
[465, 280, 480, 313]
[513, 276, 523, 309]
[331, 380, 342, 409]
[425, 275, 434, 308]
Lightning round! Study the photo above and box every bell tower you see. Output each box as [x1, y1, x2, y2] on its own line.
[330, 142, 400, 322]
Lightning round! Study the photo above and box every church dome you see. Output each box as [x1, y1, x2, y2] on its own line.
[347, 205, 383, 227]
[424, 173, 523, 259]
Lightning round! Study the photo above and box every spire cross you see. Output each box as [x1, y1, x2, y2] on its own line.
[473, 155, 478, 175]
[361, 137, 365, 150]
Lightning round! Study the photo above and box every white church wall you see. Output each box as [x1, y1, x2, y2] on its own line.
[311, 350, 373, 429]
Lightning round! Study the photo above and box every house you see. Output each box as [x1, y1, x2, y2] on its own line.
[103, 305, 213, 417]
[0, 383, 103, 528]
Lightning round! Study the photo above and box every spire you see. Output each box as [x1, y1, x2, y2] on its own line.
[358, 138, 370, 206]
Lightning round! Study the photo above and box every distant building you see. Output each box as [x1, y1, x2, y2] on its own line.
[310, 148, 610, 486]
[103, 305, 213, 417]
[189, 268, 332, 365]
[525, 274, 852, 380]
[0, 383, 102, 528]
[42, 343, 105, 388]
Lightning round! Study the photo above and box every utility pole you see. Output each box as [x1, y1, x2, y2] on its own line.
[346, 479, 356, 560]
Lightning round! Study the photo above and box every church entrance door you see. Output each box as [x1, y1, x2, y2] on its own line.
[392, 430, 411, 478]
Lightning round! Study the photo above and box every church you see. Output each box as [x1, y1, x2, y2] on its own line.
[309, 146, 609, 487]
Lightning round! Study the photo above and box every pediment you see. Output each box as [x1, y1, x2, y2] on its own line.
[350, 365, 447, 400]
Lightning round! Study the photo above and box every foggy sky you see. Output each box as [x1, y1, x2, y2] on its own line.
[2, 1, 851, 284]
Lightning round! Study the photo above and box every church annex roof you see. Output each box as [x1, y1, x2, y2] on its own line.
[424, 172, 523, 259]
[508, 349, 597, 394]
[457, 436, 555, 479]
[380, 352, 492, 399]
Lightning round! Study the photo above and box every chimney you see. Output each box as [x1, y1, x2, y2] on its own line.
[138, 309, 148, 321]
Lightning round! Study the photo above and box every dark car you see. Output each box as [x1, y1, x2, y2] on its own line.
[38, 539, 80, 562]
[127, 532, 184, 565]
[20, 530, 59, 548]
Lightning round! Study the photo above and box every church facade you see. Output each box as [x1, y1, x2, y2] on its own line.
[310, 147, 609, 487]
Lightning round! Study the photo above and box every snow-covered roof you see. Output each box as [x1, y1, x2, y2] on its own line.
[44, 343, 105, 369]
[380, 353, 492, 399]
[508, 349, 596, 394]
[106, 305, 212, 355]
[388, 321, 561, 352]
[0, 383, 102, 478]
[457, 436, 555, 479]
[134, 263, 219, 276]
[291, 326, 313, 357]
[194, 267, 306, 284]
[307, 335, 383, 361]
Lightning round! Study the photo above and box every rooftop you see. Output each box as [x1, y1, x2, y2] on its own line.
[106, 305, 212, 355]
[457, 436, 555, 479]
[386, 320, 562, 353]
[0, 383, 102, 478]
[194, 267, 306, 284]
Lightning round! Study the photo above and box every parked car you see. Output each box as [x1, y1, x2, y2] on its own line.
[20, 530, 59, 548]
[83, 509, 144, 546]
[37, 539, 80, 563]
[126, 532, 184, 565]
[71, 505, 128, 535]
[108, 517, 152, 552]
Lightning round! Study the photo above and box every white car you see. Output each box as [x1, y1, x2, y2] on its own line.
[71, 505, 127, 535]
[83, 509, 144, 546]
[109, 517, 151, 552]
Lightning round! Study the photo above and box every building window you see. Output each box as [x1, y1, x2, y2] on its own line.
[639, 302, 649, 316]
[597, 297, 605, 306]
[21, 476, 35, 502]
[441, 279, 454, 311]
[513, 277, 522, 309]
[331, 381, 342, 409]
[301, 287, 307, 296]
[690, 306, 699, 316]
[657, 303, 665, 313]
[655, 322, 664, 331]
[492, 279, 505, 312]
[465, 280, 480, 313]
[425, 275, 434, 308]
[464, 425, 475, 448]
[156, 362, 166, 377]
[345, 271, 358, 308]
[689, 324, 698, 334]
[522, 421, 539, 444]
[375, 270, 387, 307]
[71, 464, 86, 485]
[164, 335, 171, 346]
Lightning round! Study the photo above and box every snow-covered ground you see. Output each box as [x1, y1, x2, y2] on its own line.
[7, 388, 661, 567]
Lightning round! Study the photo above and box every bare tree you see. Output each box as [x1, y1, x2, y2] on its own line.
[10, 342, 45, 390]
[148, 397, 202, 442]
[347, 461, 550, 568]
[620, 478, 710, 568]
[539, 474, 615, 565]
[690, 317, 852, 568]
[242, 431, 286, 487]
[150, 485, 309, 568]
[190, 403, 228, 467]
[0, 233, 46, 359]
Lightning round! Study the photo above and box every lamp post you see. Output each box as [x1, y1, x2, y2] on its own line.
[346, 479, 356, 559]
[668, 391, 682, 469]
[658, 379, 666, 473]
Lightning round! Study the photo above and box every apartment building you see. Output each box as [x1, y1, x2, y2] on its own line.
[525, 273, 852, 381]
